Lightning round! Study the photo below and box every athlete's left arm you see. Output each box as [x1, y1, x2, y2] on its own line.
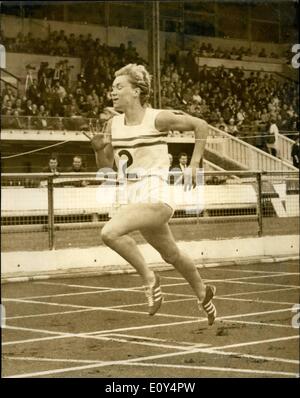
[156, 110, 209, 184]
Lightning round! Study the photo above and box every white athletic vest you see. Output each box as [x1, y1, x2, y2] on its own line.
[111, 108, 169, 179]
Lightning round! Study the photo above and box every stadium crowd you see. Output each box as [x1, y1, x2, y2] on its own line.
[1, 30, 299, 150]
[1, 29, 284, 60]
[188, 42, 283, 61]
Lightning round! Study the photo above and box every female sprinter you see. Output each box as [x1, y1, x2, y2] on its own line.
[84, 64, 216, 326]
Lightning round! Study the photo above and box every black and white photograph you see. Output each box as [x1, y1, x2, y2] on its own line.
[0, 0, 299, 380]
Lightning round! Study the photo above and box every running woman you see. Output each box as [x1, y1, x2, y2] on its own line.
[84, 64, 216, 325]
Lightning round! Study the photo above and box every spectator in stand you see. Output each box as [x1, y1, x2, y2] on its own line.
[91, 89, 100, 107]
[187, 98, 202, 117]
[236, 109, 246, 126]
[13, 98, 24, 115]
[66, 156, 87, 173]
[222, 106, 232, 124]
[2, 99, 13, 114]
[30, 103, 41, 129]
[216, 117, 228, 132]
[2, 108, 16, 128]
[23, 98, 33, 116]
[64, 155, 89, 186]
[261, 108, 270, 123]
[2, 87, 16, 104]
[291, 136, 300, 169]
[227, 118, 239, 136]
[175, 152, 189, 172]
[36, 105, 49, 129]
[42, 156, 61, 173]
[30, 103, 39, 116]
[51, 90, 65, 117]
[64, 94, 80, 115]
[258, 48, 267, 57]
[266, 116, 280, 157]
[53, 80, 67, 100]
[9, 110, 24, 129]
[87, 105, 100, 119]
[26, 78, 41, 105]
[77, 95, 87, 111]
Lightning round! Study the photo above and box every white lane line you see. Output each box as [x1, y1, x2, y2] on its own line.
[3, 288, 296, 337]
[5, 308, 102, 320]
[165, 273, 285, 281]
[3, 356, 101, 364]
[221, 269, 299, 275]
[209, 273, 299, 282]
[215, 280, 300, 289]
[2, 319, 203, 346]
[87, 336, 198, 351]
[4, 295, 295, 326]
[2, 308, 296, 345]
[221, 319, 292, 329]
[199, 349, 300, 365]
[2, 335, 77, 346]
[4, 297, 195, 320]
[221, 286, 298, 297]
[9, 273, 299, 301]
[155, 272, 299, 282]
[208, 335, 299, 351]
[2, 325, 76, 346]
[120, 362, 298, 378]
[17, 287, 140, 300]
[5, 285, 298, 321]
[106, 332, 298, 365]
[33, 281, 114, 290]
[6, 338, 297, 368]
[217, 296, 295, 306]
[162, 276, 300, 289]
[117, 335, 300, 366]
[106, 333, 210, 348]
[2, 325, 193, 351]
[3, 356, 298, 377]
[19, 290, 113, 300]
[4, 334, 299, 378]
[8, 280, 298, 303]
[3, 297, 197, 320]
[15, 283, 190, 300]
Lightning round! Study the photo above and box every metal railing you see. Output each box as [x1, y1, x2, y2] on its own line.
[1, 171, 298, 251]
[207, 125, 297, 171]
[277, 133, 295, 164]
[1, 115, 298, 171]
[0, 68, 21, 91]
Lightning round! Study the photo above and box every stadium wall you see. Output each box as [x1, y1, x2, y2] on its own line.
[1, 235, 298, 282]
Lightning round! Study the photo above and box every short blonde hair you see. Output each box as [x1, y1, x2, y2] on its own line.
[115, 64, 151, 105]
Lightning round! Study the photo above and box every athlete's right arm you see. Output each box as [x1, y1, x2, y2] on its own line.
[83, 118, 114, 169]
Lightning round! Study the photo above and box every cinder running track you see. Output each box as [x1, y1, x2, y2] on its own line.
[2, 260, 299, 378]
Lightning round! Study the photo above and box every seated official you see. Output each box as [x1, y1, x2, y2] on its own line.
[64, 155, 89, 186]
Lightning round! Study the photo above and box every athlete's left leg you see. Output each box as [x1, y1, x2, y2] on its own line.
[140, 223, 206, 302]
[140, 223, 217, 324]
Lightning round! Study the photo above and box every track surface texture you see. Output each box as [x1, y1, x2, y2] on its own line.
[2, 260, 299, 378]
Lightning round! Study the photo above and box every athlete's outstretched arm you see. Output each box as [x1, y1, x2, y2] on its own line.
[83, 118, 114, 169]
[155, 110, 209, 167]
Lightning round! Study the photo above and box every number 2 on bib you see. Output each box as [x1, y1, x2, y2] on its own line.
[117, 149, 133, 177]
